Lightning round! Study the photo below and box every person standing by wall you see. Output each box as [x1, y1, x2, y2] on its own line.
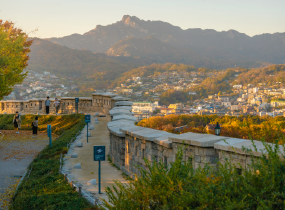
[32, 116, 39, 138]
[54, 98, 60, 115]
[13, 111, 21, 134]
[45, 96, 50, 114]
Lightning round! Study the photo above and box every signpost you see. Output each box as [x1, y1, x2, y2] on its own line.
[85, 115, 91, 143]
[94, 145, 105, 194]
[47, 124, 52, 147]
[75, 98, 79, 113]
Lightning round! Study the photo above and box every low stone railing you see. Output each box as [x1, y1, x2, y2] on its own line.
[107, 104, 282, 178]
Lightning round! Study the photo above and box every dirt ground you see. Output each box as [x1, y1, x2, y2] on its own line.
[0, 130, 57, 209]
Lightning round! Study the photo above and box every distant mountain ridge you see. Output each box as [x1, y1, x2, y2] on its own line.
[47, 15, 285, 64]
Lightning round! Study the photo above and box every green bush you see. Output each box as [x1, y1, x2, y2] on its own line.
[10, 114, 95, 210]
[103, 140, 285, 209]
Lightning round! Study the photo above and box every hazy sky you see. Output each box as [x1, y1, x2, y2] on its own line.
[1, 0, 284, 38]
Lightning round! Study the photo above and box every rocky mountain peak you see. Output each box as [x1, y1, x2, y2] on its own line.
[121, 15, 141, 27]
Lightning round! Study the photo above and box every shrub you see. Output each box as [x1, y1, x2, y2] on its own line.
[9, 114, 95, 210]
[103, 140, 285, 209]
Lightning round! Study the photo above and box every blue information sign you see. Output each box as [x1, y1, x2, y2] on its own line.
[47, 124, 52, 147]
[47, 124, 51, 137]
[75, 98, 79, 103]
[85, 115, 91, 123]
[94, 146, 105, 161]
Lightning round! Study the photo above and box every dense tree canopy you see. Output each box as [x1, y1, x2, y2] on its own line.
[0, 20, 33, 99]
[159, 90, 191, 106]
[234, 64, 285, 86]
[138, 114, 285, 143]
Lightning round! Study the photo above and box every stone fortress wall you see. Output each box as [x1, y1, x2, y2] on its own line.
[0, 93, 130, 115]
[2, 93, 281, 178]
[107, 100, 283, 178]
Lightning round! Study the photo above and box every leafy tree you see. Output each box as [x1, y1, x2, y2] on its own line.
[0, 20, 33, 99]
[159, 89, 191, 106]
[138, 114, 285, 143]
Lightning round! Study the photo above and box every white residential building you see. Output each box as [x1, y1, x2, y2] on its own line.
[132, 101, 159, 113]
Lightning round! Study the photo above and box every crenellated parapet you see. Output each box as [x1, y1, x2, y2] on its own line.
[0, 93, 131, 115]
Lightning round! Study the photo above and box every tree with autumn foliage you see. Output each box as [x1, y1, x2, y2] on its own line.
[0, 20, 33, 100]
[138, 114, 285, 143]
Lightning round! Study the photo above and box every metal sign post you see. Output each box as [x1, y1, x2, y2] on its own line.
[47, 124, 52, 147]
[75, 98, 79, 113]
[85, 115, 91, 143]
[94, 145, 105, 194]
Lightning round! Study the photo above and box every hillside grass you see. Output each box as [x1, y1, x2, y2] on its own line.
[0, 114, 84, 135]
[5, 114, 97, 210]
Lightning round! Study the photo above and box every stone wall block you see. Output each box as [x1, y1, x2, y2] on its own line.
[151, 149, 158, 156]
[238, 154, 247, 160]
[186, 151, 194, 157]
[151, 143, 158, 150]
[195, 147, 199, 154]
[231, 154, 238, 159]
[210, 156, 219, 164]
[146, 154, 152, 161]
[194, 155, 201, 163]
[168, 156, 174, 163]
[205, 148, 217, 156]
[198, 148, 205, 156]
[201, 156, 211, 164]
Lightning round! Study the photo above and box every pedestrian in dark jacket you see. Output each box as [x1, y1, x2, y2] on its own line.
[13, 111, 21, 134]
[32, 116, 39, 138]
[45, 96, 51, 114]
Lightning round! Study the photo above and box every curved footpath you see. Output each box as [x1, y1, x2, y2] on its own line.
[61, 114, 126, 206]
[0, 131, 56, 209]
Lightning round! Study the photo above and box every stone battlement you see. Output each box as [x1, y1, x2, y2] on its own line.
[0, 93, 131, 115]
[107, 104, 283, 178]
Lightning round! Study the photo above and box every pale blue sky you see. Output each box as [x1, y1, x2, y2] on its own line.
[1, 0, 284, 38]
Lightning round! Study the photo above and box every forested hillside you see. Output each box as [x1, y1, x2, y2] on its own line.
[28, 39, 267, 93]
[28, 38, 142, 78]
[234, 64, 285, 86]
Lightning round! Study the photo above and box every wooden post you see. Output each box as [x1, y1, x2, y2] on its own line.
[64, 174, 67, 181]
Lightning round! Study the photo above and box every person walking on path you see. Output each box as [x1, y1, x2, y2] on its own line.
[54, 98, 60, 115]
[13, 111, 21, 134]
[32, 116, 39, 138]
[45, 96, 51, 114]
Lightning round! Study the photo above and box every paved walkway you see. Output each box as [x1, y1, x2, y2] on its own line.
[0, 131, 56, 209]
[62, 115, 127, 205]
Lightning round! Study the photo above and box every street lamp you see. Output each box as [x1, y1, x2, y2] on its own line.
[215, 122, 221, 136]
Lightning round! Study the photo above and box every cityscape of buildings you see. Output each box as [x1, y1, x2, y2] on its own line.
[5, 70, 285, 121]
